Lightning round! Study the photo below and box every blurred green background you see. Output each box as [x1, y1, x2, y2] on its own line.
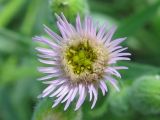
[0, 0, 160, 120]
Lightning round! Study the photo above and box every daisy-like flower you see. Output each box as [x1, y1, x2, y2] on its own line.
[33, 13, 131, 111]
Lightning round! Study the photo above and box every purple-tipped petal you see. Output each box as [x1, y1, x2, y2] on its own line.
[38, 74, 56, 81]
[76, 14, 82, 34]
[56, 86, 68, 97]
[113, 66, 128, 70]
[105, 67, 121, 78]
[43, 25, 62, 44]
[107, 37, 126, 48]
[91, 85, 98, 109]
[100, 80, 108, 93]
[99, 84, 105, 96]
[88, 85, 93, 101]
[41, 86, 56, 97]
[35, 47, 57, 56]
[71, 87, 78, 101]
[38, 67, 61, 74]
[108, 46, 122, 53]
[61, 88, 74, 103]
[97, 22, 108, 40]
[50, 85, 66, 98]
[103, 25, 117, 44]
[75, 85, 86, 111]
[33, 36, 60, 49]
[43, 84, 55, 93]
[38, 59, 58, 65]
[52, 88, 69, 108]
[64, 98, 72, 111]
[105, 76, 120, 92]
[109, 47, 128, 55]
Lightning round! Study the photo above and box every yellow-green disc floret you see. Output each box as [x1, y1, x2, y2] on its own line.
[65, 41, 97, 74]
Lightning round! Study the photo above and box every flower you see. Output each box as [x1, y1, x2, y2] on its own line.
[33, 13, 131, 111]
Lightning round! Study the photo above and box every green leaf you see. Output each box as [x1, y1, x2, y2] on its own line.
[115, 1, 160, 37]
[0, 0, 26, 27]
[0, 85, 19, 120]
[0, 57, 18, 84]
[11, 78, 42, 120]
[118, 62, 160, 84]
[0, 35, 19, 53]
[0, 28, 31, 46]
[0, 28, 32, 54]
[20, 0, 44, 36]
[0, 57, 39, 85]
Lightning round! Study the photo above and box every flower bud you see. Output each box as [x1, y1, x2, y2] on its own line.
[32, 98, 82, 120]
[130, 75, 160, 115]
[108, 86, 134, 119]
[49, 0, 89, 22]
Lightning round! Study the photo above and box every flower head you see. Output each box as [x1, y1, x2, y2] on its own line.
[33, 13, 131, 111]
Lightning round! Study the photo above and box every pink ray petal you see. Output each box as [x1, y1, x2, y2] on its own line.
[113, 66, 128, 70]
[103, 25, 117, 44]
[43, 24, 62, 44]
[52, 88, 69, 108]
[100, 80, 108, 93]
[97, 22, 108, 40]
[109, 47, 128, 55]
[35, 47, 57, 56]
[50, 85, 65, 97]
[107, 37, 126, 48]
[76, 14, 82, 34]
[43, 84, 55, 93]
[105, 76, 120, 92]
[99, 84, 105, 96]
[38, 59, 59, 65]
[71, 87, 78, 101]
[108, 57, 130, 64]
[56, 86, 68, 97]
[33, 36, 60, 49]
[38, 67, 61, 74]
[109, 53, 131, 58]
[88, 85, 93, 101]
[106, 67, 121, 78]
[108, 46, 122, 53]
[41, 86, 56, 98]
[91, 85, 98, 109]
[75, 85, 86, 111]
[38, 74, 56, 81]
[64, 97, 72, 111]
[61, 88, 74, 103]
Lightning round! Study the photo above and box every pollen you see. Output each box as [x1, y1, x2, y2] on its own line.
[65, 41, 97, 75]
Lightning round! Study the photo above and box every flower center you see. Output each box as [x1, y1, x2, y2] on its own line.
[65, 41, 97, 75]
[62, 37, 108, 84]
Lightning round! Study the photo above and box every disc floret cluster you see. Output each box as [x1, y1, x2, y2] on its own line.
[65, 41, 97, 75]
